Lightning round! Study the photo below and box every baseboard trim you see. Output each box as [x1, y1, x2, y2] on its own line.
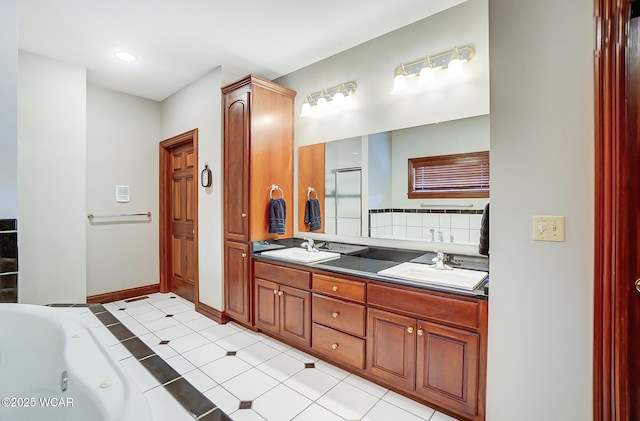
[196, 301, 229, 324]
[87, 284, 160, 304]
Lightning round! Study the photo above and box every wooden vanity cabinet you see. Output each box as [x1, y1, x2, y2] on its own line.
[222, 75, 296, 326]
[367, 282, 487, 420]
[311, 273, 367, 370]
[254, 261, 311, 348]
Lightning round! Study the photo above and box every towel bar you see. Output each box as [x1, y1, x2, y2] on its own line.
[87, 212, 151, 221]
[269, 184, 284, 199]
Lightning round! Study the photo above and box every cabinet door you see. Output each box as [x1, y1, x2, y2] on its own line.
[280, 285, 311, 348]
[224, 241, 251, 324]
[416, 321, 480, 417]
[223, 89, 250, 242]
[254, 277, 279, 336]
[366, 308, 416, 390]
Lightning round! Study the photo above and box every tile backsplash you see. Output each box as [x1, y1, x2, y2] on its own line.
[369, 209, 483, 245]
[0, 218, 18, 303]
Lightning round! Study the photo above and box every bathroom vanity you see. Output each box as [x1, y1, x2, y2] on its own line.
[248, 240, 488, 421]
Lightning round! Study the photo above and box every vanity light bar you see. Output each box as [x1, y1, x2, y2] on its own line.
[392, 45, 475, 93]
[300, 81, 357, 117]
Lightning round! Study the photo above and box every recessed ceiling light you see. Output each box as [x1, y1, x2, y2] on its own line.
[114, 51, 137, 62]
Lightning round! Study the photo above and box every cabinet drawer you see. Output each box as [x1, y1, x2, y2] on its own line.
[312, 294, 366, 337]
[368, 283, 480, 330]
[254, 261, 310, 289]
[312, 274, 365, 303]
[312, 323, 365, 370]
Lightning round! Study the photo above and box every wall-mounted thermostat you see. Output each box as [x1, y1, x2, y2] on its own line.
[116, 185, 130, 203]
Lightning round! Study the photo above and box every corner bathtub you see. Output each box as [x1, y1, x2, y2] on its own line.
[0, 304, 151, 421]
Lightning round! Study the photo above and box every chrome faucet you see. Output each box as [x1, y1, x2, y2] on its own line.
[431, 251, 453, 270]
[300, 238, 319, 252]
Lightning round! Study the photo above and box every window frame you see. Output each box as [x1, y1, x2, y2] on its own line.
[408, 150, 490, 198]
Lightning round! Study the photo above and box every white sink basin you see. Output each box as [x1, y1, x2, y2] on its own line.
[377, 262, 488, 291]
[260, 247, 341, 264]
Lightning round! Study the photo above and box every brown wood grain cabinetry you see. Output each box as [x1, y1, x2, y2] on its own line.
[254, 261, 311, 348]
[223, 241, 250, 324]
[222, 75, 296, 325]
[297, 143, 325, 233]
[311, 273, 367, 370]
[367, 282, 487, 420]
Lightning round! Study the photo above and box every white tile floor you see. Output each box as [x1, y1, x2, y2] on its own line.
[66, 292, 460, 421]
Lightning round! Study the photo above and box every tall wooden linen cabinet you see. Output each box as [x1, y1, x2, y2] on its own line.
[222, 75, 296, 326]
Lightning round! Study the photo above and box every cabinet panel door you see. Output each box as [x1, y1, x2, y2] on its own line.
[416, 321, 479, 417]
[223, 90, 250, 242]
[254, 278, 279, 336]
[280, 285, 311, 348]
[224, 241, 251, 324]
[366, 308, 416, 390]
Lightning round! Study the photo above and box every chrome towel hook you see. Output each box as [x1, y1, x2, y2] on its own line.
[269, 184, 284, 199]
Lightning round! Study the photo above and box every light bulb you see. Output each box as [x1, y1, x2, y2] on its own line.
[300, 101, 312, 117]
[316, 96, 328, 111]
[332, 91, 345, 106]
[419, 66, 433, 84]
[392, 74, 407, 93]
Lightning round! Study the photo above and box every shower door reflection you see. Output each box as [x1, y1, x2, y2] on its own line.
[325, 168, 362, 236]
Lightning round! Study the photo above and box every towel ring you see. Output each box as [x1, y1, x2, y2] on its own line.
[269, 184, 284, 199]
[307, 187, 318, 200]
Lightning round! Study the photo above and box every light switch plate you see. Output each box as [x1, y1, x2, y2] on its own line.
[532, 215, 565, 242]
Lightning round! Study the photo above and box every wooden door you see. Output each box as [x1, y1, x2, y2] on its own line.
[416, 321, 479, 418]
[626, 7, 640, 418]
[169, 142, 196, 302]
[280, 285, 311, 347]
[159, 130, 198, 303]
[594, 1, 640, 419]
[366, 308, 416, 390]
[224, 241, 251, 325]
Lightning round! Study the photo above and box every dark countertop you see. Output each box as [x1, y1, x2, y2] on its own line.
[252, 238, 489, 300]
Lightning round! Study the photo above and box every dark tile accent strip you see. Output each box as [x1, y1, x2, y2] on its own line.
[304, 363, 315, 369]
[95, 311, 119, 326]
[139, 355, 181, 385]
[107, 323, 136, 342]
[198, 408, 233, 421]
[121, 337, 155, 360]
[164, 377, 219, 418]
[226, 351, 237, 356]
[124, 295, 149, 303]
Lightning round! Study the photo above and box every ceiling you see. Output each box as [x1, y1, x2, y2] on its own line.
[17, 0, 466, 101]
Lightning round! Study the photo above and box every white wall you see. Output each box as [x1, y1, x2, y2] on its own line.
[161, 67, 223, 309]
[277, 0, 490, 147]
[86, 86, 161, 296]
[17, 52, 87, 304]
[487, 0, 594, 419]
[0, 0, 17, 219]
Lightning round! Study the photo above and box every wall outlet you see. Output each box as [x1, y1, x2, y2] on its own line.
[532, 215, 565, 242]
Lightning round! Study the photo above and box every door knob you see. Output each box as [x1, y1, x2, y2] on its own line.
[407, 327, 414, 334]
[635, 278, 640, 293]
[241, 253, 246, 258]
[273, 289, 278, 295]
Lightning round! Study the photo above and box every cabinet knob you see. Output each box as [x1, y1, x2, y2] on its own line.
[242, 253, 247, 258]
[332, 286, 339, 292]
[407, 327, 414, 334]
[241, 213, 247, 218]
[273, 289, 278, 295]
[332, 312, 339, 318]
[417, 328, 424, 336]
[278, 291, 283, 296]
[331, 343, 339, 350]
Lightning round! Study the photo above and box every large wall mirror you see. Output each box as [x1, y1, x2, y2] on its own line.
[298, 114, 489, 250]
